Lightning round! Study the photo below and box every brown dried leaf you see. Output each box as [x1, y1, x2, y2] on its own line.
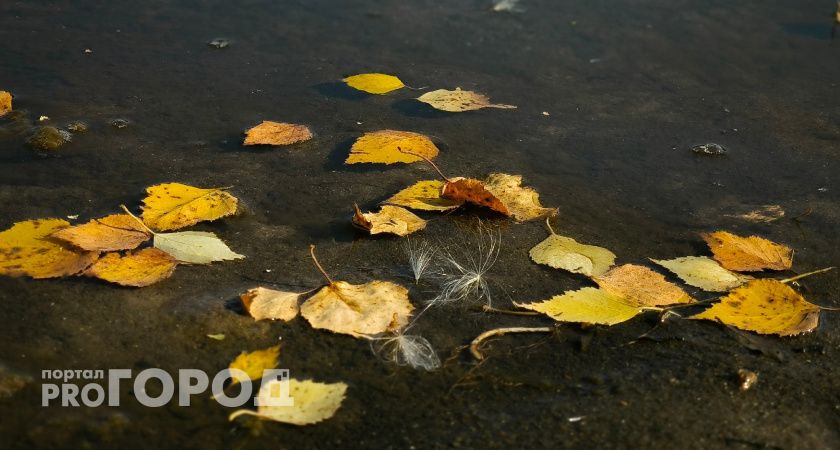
[243, 121, 312, 146]
[594, 264, 693, 307]
[702, 231, 793, 271]
[52, 214, 151, 251]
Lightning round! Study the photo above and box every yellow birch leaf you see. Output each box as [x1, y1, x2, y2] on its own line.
[0, 91, 11, 117]
[691, 279, 820, 336]
[141, 183, 238, 231]
[651, 256, 751, 292]
[702, 231, 793, 272]
[352, 204, 426, 236]
[345, 130, 439, 164]
[343, 73, 404, 94]
[84, 248, 176, 287]
[154, 231, 244, 264]
[529, 230, 616, 277]
[228, 345, 281, 385]
[300, 280, 413, 337]
[229, 378, 347, 425]
[240, 287, 302, 321]
[515, 287, 640, 325]
[384, 180, 463, 212]
[417, 88, 516, 112]
[0, 219, 98, 279]
[594, 264, 693, 307]
[243, 121, 312, 146]
[51, 214, 151, 251]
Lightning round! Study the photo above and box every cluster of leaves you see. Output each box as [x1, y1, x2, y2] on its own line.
[0, 183, 243, 287]
[516, 224, 827, 337]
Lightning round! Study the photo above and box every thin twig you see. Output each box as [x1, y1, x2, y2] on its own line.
[470, 326, 553, 361]
[309, 244, 334, 285]
[779, 267, 835, 284]
[480, 305, 540, 316]
[397, 147, 451, 182]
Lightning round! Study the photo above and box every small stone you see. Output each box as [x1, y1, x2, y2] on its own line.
[66, 120, 88, 133]
[38, 115, 49, 122]
[208, 38, 230, 49]
[109, 118, 129, 129]
[27, 126, 71, 151]
[691, 143, 727, 156]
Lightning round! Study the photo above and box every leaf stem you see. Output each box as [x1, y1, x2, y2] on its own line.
[545, 217, 556, 235]
[309, 244, 334, 285]
[397, 147, 451, 182]
[480, 305, 540, 316]
[779, 267, 836, 284]
[470, 326, 553, 361]
[119, 205, 156, 235]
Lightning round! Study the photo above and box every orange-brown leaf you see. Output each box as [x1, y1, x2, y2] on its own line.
[702, 231, 793, 271]
[243, 121, 312, 146]
[52, 214, 151, 251]
[594, 264, 693, 307]
[442, 177, 509, 215]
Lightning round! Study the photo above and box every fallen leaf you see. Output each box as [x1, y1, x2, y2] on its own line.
[0, 91, 11, 116]
[207, 333, 226, 340]
[300, 280, 413, 337]
[154, 231, 244, 264]
[702, 231, 793, 271]
[243, 121, 313, 146]
[240, 287, 302, 321]
[0, 219, 98, 279]
[345, 130, 439, 164]
[529, 227, 615, 276]
[594, 264, 692, 307]
[352, 205, 426, 236]
[383, 180, 463, 212]
[651, 256, 751, 292]
[51, 214, 151, 251]
[442, 173, 556, 222]
[515, 287, 641, 325]
[84, 248, 177, 287]
[141, 183, 238, 231]
[691, 279, 820, 336]
[229, 345, 281, 384]
[417, 88, 516, 112]
[229, 378, 347, 425]
[343, 73, 404, 94]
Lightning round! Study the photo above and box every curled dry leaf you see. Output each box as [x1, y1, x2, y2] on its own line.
[651, 256, 751, 292]
[352, 205, 426, 237]
[154, 231, 244, 264]
[342, 73, 404, 94]
[141, 183, 239, 231]
[691, 279, 820, 336]
[228, 345, 281, 385]
[515, 287, 640, 325]
[300, 280, 413, 337]
[727, 205, 785, 223]
[229, 378, 347, 425]
[240, 287, 301, 321]
[442, 174, 556, 222]
[529, 227, 615, 277]
[417, 88, 516, 112]
[384, 180, 463, 212]
[51, 214, 151, 251]
[243, 121, 313, 146]
[594, 264, 692, 307]
[702, 231, 793, 272]
[0, 91, 11, 116]
[346, 130, 439, 165]
[84, 248, 176, 287]
[0, 219, 98, 279]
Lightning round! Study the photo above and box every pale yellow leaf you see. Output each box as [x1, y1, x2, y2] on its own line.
[651, 256, 751, 292]
[229, 378, 347, 425]
[240, 287, 302, 321]
[529, 232, 615, 276]
[417, 88, 516, 112]
[352, 205, 426, 236]
[154, 231, 244, 264]
[300, 280, 413, 337]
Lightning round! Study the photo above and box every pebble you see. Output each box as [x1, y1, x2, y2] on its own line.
[208, 38, 230, 49]
[691, 143, 727, 156]
[27, 126, 71, 151]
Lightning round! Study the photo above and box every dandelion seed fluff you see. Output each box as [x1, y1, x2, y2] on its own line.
[372, 333, 441, 371]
